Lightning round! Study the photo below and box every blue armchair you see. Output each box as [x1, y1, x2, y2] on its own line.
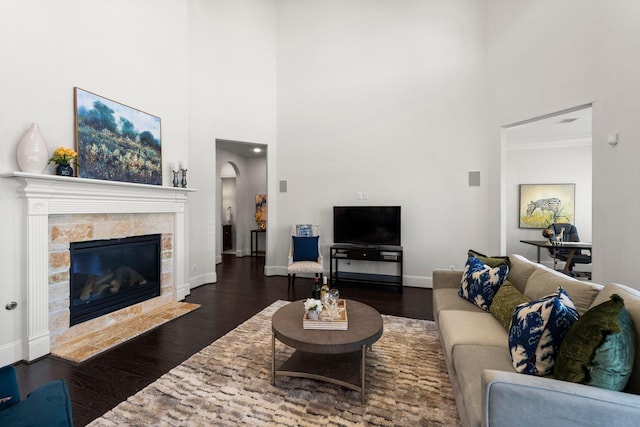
[0, 365, 73, 426]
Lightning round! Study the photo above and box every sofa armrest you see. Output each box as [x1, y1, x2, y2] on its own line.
[482, 369, 640, 427]
[433, 269, 463, 290]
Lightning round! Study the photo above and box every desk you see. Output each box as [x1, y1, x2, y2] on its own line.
[251, 229, 266, 257]
[520, 240, 592, 274]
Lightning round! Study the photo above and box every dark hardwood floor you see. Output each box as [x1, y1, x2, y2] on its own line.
[14, 255, 433, 426]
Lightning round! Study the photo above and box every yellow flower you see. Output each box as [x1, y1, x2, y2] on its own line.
[49, 146, 78, 165]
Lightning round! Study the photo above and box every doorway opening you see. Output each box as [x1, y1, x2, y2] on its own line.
[502, 104, 592, 272]
[216, 139, 268, 263]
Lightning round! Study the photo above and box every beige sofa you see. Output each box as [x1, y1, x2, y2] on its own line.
[433, 254, 640, 427]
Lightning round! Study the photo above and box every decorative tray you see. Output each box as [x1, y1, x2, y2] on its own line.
[303, 299, 348, 330]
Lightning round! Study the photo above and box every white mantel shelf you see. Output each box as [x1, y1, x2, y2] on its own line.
[3, 171, 196, 361]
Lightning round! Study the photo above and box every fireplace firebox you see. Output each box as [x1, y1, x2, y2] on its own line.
[69, 234, 161, 326]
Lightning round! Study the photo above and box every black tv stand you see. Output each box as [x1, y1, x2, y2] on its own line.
[329, 243, 403, 292]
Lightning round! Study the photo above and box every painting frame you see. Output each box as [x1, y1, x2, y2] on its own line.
[519, 183, 575, 229]
[255, 194, 267, 230]
[74, 87, 162, 185]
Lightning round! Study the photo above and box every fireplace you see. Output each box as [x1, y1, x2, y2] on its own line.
[69, 234, 161, 326]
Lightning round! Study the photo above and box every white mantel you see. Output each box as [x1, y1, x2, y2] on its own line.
[3, 172, 196, 361]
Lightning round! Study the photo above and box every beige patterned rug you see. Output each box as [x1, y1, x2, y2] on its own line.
[89, 300, 460, 426]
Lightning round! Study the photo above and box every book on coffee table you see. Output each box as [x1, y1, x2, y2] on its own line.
[303, 299, 348, 330]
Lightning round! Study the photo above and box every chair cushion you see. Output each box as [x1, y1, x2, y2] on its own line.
[0, 379, 73, 427]
[555, 294, 636, 391]
[288, 260, 323, 274]
[0, 365, 20, 410]
[508, 286, 579, 376]
[458, 255, 509, 311]
[292, 236, 319, 262]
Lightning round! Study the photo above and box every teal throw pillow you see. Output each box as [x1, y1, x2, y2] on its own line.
[292, 236, 319, 262]
[458, 255, 509, 311]
[509, 286, 579, 376]
[490, 281, 529, 331]
[555, 294, 636, 391]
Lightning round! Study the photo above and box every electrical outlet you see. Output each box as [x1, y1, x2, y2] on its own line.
[191, 264, 197, 273]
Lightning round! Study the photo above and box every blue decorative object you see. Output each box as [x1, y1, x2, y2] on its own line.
[509, 287, 579, 376]
[295, 224, 313, 237]
[458, 255, 509, 311]
[292, 236, 319, 262]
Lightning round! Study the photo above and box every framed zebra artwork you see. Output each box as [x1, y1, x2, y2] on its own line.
[519, 183, 575, 228]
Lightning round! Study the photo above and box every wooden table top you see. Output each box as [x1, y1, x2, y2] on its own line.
[272, 300, 383, 354]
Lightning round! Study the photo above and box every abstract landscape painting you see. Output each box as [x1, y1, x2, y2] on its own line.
[74, 88, 162, 185]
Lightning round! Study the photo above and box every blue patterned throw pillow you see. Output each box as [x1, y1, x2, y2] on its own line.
[509, 287, 579, 376]
[458, 255, 509, 311]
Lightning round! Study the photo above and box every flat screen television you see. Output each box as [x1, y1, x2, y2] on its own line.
[333, 206, 401, 247]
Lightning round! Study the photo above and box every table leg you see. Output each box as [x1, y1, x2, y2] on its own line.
[563, 249, 576, 275]
[536, 247, 541, 264]
[272, 332, 276, 386]
[361, 344, 366, 405]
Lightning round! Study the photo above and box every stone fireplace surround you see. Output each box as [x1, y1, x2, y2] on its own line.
[5, 172, 195, 361]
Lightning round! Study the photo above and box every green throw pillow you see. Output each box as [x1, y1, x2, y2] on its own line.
[555, 294, 636, 391]
[490, 281, 529, 330]
[468, 249, 511, 269]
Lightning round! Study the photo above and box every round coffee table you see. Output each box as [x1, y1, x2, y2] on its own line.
[271, 299, 383, 404]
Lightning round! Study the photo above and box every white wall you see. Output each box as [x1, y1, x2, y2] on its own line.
[187, 0, 277, 283]
[0, 0, 278, 365]
[215, 150, 267, 259]
[592, 2, 640, 286]
[0, 0, 190, 365]
[486, 0, 640, 288]
[506, 143, 592, 266]
[273, 0, 490, 284]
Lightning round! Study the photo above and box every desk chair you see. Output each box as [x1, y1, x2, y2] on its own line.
[544, 223, 591, 278]
[287, 224, 323, 298]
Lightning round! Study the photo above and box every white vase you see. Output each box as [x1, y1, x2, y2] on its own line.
[307, 311, 319, 320]
[16, 123, 49, 173]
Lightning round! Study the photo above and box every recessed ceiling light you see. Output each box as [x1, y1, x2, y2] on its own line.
[253, 148, 262, 153]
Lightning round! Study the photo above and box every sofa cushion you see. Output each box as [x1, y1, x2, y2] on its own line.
[509, 287, 579, 376]
[468, 249, 511, 268]
[459, 255, 509, 311]
[523, 266, 602, 315]
[555, 294, 636, 391]
[590, 283, 640, 395]
[433, 287, 486, 325]
[438, 310, 509, 363]
[453, 345, 514, 427]
[490, 281, 530, 331]
[506, 254, 539, 294]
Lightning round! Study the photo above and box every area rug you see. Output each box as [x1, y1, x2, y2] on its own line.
[88, 300, 460, 426]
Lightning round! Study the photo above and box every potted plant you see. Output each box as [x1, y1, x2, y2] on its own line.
[304, 298, 323, 320]
[49, 146, 78, 176]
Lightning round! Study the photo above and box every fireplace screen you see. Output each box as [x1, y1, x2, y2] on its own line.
[69, 234, 161, 326]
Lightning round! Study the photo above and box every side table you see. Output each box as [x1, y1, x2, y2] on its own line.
[251, 229, 265, 257]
